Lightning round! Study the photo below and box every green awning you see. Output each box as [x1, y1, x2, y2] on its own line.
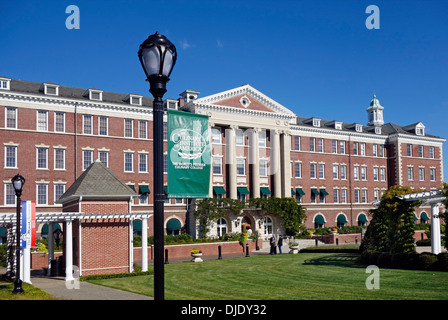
[260, 187, 272, 195]
[237, 186, 250, 195]
[358, 214, 368, 223]
[0, 227, 7, 237]
[166, 219, 181, 230]
[420, 212, 429, 220]
[314, 215, 325, 224]
[319, 189, 329, 196]
[213, 186, 226, 194]
[311, 188, 320, 195]
[41, 223, 62, 235]
[133, 219, 142, 231]
[128, 185, 136, 192]
[337, 214, 348, 223]
[296, 188, 305, 195]
[291, 188, 296, 196]
[139, 185, 150, 194]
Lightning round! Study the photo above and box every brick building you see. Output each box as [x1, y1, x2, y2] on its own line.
[0, 76, 445, 240]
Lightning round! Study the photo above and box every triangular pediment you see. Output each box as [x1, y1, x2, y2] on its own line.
[193, 84, 296, 117]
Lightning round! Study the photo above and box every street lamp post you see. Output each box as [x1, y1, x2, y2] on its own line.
[138, 32, 177, 301]
[11, 174, 25, 294]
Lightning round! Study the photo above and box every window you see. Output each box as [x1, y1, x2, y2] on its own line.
[236, 129, 244, 146]
[312, 119, 320, 127]
[5, 146, 17, 168]
[83, 150, 93, 170]
[213, 157, 222, 175]
[375, 127, 381, 134]
[99, 151, 109, 167]
[37, 184, 48, 205]
[373, 144, 378, 157]
[260, 159, 268, 177]
[430, 168, 436, 181]
[83, 115, 93, 134]
[293, 136, 301, 151]
[354, 166, 359, 180]
[130, 95, 142, 105]
[37, 110, 48, 131]
[55, 112, 65, 132]
[124, 153, 133, 172]
[310, 138, 315, 152]
[374, 189, 379, 201]
[237, 193, 246, 202]
[124, 119, 133, 137]
[419, 167, 425, 181]
[418, 145, 424, 158]
[429, 147, 435, 159]
[163, 122, 168, 141]
[416, 127, 424, 136]
[6, 107, 17, 129]
[333, 164, 339, 179]
[139, 120, 147, 139]
[407, 167, 414, 180]
[380, 167, 386, 181]
[319, 190, 326, 203]
[332, 140, 338, 154]
[163, 154, 168, 173]
[353, 142, 358, 155]
[236, 158, 245, 176]
[5, 184, 15, 205]
[294, 162, 301, 178]
[318, 163, 325, 179]
[54, 149, 65, 170]
[0, 78, 10, 90]
[258, 131, 266, 147]
[362, 190, 368, 203]
[99, 116, 108, 136]
[361, 166, 367, 180]
[341, 189, 347, 203]
[54, 184, 65, 202]
[44, 84, 58, 96]
[380, 145, 385, 157]
[139, 193, 148, 205]
[212, 127, 221, 144]
[360, 143, 366, 156]
[310, 163, 316, 179]
[139, 153, 148, 173]
[356, 124, 362, 132]
[354, 189, 360, 203]
[89, 90, 102, 101]
[264, 217, 273, 235]
[339, 141, 345, 154]
[37, 147, 48, 169]
[341, 165, 347, 180]
[333, 189, 339, 203]
[406, 144, 412, 157]
[317, 138, 324, 153]
[217, 218, 227, 237]
[373, 167, 379, 181]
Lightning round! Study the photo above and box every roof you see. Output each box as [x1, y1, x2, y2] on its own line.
[57, 160, 137, 204]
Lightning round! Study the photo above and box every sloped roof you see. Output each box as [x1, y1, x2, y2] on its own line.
[57, 160, 137, 204]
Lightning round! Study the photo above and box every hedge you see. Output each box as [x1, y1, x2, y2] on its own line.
[361, 251, 448, 271]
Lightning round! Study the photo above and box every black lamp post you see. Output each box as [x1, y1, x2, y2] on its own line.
[138, 32, 177, 301]
[11, 174, 25, 294]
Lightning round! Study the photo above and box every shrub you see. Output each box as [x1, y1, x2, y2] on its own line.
[368, 251, 381, 265]
[377, 252, 392, 268]
[417, 252, 438, 270]
[437, 253, 448, 271]
[415, 239, 431, 246]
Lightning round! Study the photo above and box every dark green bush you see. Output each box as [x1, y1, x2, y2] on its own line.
[437, 253, 448, 271]
[415, 239, 431, 246]
[417, 252, 438, 270]
[377, 252, 392, 268]
[368, 251, 381, 265]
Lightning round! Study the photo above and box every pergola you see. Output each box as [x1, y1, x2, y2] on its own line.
[0, 211, 152, 283]
[398, 189, 446, 254]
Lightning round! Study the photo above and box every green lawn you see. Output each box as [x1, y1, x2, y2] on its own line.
[0, 282, 57, 300]
[88, 253, 448, 300]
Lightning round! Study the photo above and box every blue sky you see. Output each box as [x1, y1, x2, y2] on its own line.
[1, 0, 447, 180]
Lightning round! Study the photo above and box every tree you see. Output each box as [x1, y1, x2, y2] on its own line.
[361, 185, 422, 254]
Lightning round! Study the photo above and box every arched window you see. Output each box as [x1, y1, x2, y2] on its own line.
[358, 214, 368, 226]
[336, 214, 348, 228]
[264, 216, 273, 235]
[420, 212, 429, 224]
[217, 218, 227, 237]
[166, 218, 182, 235]
[314, 214, 325, 229]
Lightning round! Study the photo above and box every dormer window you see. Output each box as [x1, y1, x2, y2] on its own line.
[312, 118, 321, 127]
[415, 124, 425, 136]
[129, 94, 142, 106]
[88, 89, 103, 101]
[42, 83, 59, 96]
[375, 127, 381, 134]
[355, 124, 363, 132]
[335, 122, 342, 130]
[166, 99, 178, 110]
[0, 77, 10, 90]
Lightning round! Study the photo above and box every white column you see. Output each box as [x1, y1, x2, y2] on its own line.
[129, 218, 134, 273]
[65, 219, 74, 282]
[430, 202, 442, 255]
[141, 217, 148, 272]
[270, 129, 281, 197]
[249, 128, 260, 198]
[281, 131, 291, 198]
[47, 222, 54, 276]
[226, 126, 237, 199]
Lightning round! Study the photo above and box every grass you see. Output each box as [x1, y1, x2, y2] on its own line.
[87, 253, 448, 300]
[0, 281, 58, 300]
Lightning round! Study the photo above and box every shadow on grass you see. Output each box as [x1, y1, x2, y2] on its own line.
[303, 253, 365, 268]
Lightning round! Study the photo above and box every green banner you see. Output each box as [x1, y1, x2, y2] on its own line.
[167, 110, 210, 198]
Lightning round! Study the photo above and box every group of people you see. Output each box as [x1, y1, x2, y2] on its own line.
[269, 234, 284, 255]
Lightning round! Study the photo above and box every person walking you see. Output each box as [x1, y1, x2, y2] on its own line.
[277, 234, 283, 254]
[269, 234, 276, 255]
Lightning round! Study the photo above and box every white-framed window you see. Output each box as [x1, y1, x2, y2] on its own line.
[419, 167, 425, 181]
[36, 184, 48, 205]
[124, 119, 133, 138]
[0, 78, 10, 90]
[341, 189, 347, 203]
[260, 159, 268, 177]
[339, 141, 345, 154]
[4, 183, 16, 205]
[99, 116, 108, 136]
[317, 138, 324, 153]
[332, 164, 339, 179]
[44, 84, 59, 96]
[406, 144, 412, 157]
[373, 144, 378, 157]
[310, 163, 317, 179]
[54, 184, 65, 202]
[354, 166, 359, 180]
[139, 120, 147, 139]
[236, 158, 245, 176]
[380, 144, 385, 157]
[129, 94, 142, 106]
[83, 115, 93, 134]
[430, 168, 436, 181]
[212, 156, 222, 175]
[6, 107, 17, 129]
[407, 167, 414, 180]
[360, 143, 366, 156]
[37, 147, 48, 169]
[294, 162, 302, 178]
[356, 124, 363, 132]
[429, 146, 435, 159]
[312, 119, 320, 127]
[236, 129, 244, 146]
[319, 163, 325, 179]
[264, 216, 273, 235]
[354, 189, 360, 203]
[373, 167, 379, 181]
[5, 146, 17, 168]
[54, 112, 65, 133]
[310, 137, 316, 152]
[380, 167, 386, 181]
[341, 164, 347, 180]
[212, 127, 221, 144]
[374, 189, 380, 201]
[99, 151, 109, 167]
[361, 166, 367, 180]
[418, 145, 424, 158]
[37, 110, 48, 131]
[139, 153, 148, 173]
[139, 192, 149, 205]
[54, 149, 65, 170]
[332, 140, 338, 154]
[353, 142, 358, 155]
[83, 150, 93, 170]
[88, 89, 103, 101]
[217, 218, 228, 237]
[124, 152, 134, 172]
[258, 130, 266, 147]
[333, 189, 339, 203]
[293, 136, 301, 151]
[362, 189, 368, 203]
